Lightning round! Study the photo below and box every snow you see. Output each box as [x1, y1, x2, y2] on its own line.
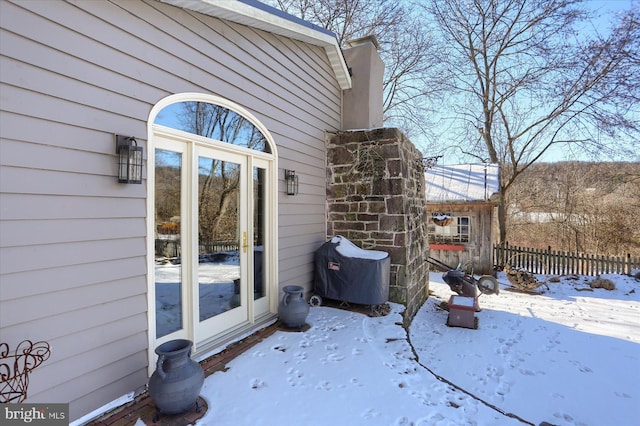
[332, 235, 389, 260]
[155, 253, 242, 337]
[134, 271, 639, 426]
[450, 295, 476, 307]
[425, 163, 500, 202]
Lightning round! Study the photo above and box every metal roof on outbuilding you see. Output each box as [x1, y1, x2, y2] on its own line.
[425, 163, 500, 203]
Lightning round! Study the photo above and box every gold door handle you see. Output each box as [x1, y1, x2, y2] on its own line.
[242, 232, 248, 253]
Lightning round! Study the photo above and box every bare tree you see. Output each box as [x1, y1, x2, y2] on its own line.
[268, 0, 444, 136]
[176, 102, 267, 243]
[507, 162, 640, 256]
[425, 0, 640, 242]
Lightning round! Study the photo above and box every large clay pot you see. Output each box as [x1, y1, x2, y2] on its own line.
[149, 339, 204, 415]
[278, 285, 310, 328]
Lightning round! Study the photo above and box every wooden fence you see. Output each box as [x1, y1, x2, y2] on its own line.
[494, 242, 640, 276]
[156, 239, 239, 259]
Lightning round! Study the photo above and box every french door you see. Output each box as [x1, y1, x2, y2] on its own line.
[152, 129, 272, 354]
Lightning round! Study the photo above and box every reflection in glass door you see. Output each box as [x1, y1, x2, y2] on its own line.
[251, 163, 270, 319]
[195, 149, 248, 342]
[253, 166, 266, 301]
[155, 148, 185, 340]
[151, 96, 277, 360]
[153, 143, 250, 346]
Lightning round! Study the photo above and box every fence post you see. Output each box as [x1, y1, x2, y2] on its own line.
[558, 249, 562, 275]
[576, 250, 580, 275]
[569, 249, 574, 275]
[557, 249, 561, 276]
[616, 255, 621, 274]
[494, 243, 499, 268]
[505, 241, 510, 266]
[545, 245, 550, 275]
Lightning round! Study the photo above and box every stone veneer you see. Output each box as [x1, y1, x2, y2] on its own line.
[326, 128, 430, 322]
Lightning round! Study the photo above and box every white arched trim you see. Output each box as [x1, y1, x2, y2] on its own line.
[145, 93, 279, 374]
[147, 92, 278, 158]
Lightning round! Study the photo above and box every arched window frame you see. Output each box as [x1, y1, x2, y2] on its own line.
[145, 93, 279, 369]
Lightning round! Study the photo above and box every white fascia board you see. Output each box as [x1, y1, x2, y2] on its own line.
[159, 0, 352, 89]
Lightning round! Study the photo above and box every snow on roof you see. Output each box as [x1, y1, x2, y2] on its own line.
[425, 163, 500, 203]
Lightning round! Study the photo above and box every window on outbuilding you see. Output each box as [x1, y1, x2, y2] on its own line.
[428, 215, 470, 243]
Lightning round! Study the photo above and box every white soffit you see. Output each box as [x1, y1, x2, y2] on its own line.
[159, 0, 352, 90]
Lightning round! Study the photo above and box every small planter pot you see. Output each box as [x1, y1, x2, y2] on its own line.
[432, 216, 453, 226]
[278, 285, 310, 329]
[148, 339, 204, 415]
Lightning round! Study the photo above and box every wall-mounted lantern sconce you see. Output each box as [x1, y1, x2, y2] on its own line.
[116, 135, 143, 184]
[285, 169, 298, 195]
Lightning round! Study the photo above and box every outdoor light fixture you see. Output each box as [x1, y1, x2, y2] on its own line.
[285, 169, 298, 195]
[116, 135, 143, 184]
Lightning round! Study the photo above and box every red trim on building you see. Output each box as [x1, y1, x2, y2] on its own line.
[429, 243, 465, 251]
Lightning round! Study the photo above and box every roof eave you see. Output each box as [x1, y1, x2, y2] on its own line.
[427, 193, 501, 206]
[158, 0, 352, 90]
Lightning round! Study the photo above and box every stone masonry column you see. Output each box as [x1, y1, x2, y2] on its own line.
[326, 128, 429, 322]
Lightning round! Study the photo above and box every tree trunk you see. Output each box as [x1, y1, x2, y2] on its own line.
[498, 187, 507, 243]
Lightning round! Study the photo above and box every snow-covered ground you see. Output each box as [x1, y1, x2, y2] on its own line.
[155, 253, 241, 337]
[140, 271, 638, 426]
[411, 273, 639, 426]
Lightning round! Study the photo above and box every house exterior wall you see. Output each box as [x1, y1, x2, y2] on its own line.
[0, 0, 341, 421]
[427, 203, 496, 274]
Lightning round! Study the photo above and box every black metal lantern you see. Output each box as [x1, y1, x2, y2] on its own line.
[116, 135, 143, 184]
[285, 169, 298, 195]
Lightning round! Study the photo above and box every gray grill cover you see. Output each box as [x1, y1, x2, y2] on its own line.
[313, 236, 390, 305]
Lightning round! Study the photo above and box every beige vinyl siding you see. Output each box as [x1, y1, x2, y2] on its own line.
[0, 0, 340, 420]
[0, 193, 145, 221]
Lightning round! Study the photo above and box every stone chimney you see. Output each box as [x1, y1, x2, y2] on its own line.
[342, 35, 384, 130]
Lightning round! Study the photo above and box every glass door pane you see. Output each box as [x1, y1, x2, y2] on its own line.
[155, 149, 184, 338]
[195, 147, 248, 343]
[253, 166, 266, 301]
[197, 155, 242, 321]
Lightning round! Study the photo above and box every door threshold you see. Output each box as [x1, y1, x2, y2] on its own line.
[193, 314, 278, 362]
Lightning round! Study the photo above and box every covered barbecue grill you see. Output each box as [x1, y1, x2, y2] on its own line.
[312, 236, 390, 306]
